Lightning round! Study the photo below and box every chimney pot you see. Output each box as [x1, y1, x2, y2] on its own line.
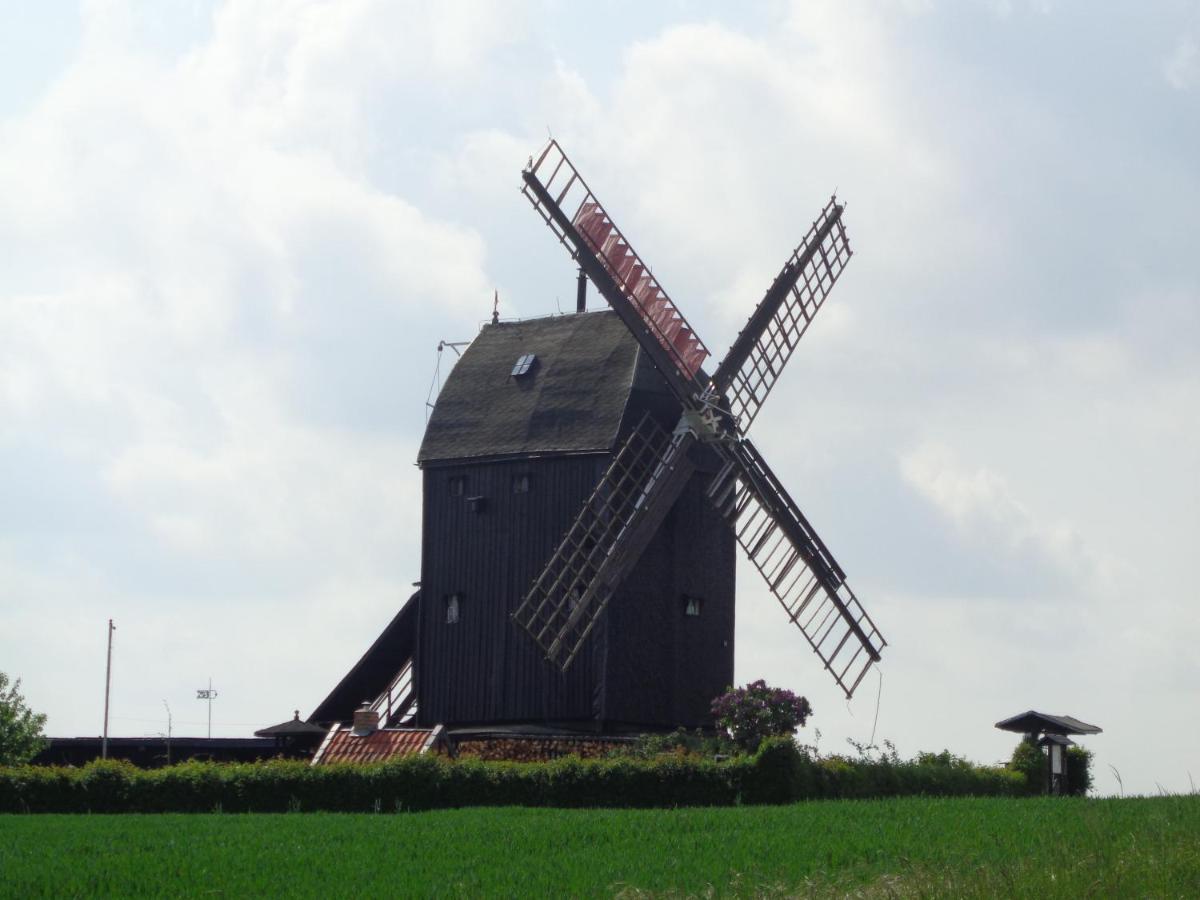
[352, 705, 380, 736]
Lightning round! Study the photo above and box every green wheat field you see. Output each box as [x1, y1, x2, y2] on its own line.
[2, 795, 1198, 897]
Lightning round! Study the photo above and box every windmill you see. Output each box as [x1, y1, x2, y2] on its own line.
[310, 141, 885, 743]
[512, 141, 885, 698]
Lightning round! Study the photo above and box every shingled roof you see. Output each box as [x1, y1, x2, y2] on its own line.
[418, 311, 657, 464]
[994, 711, 1102, 736]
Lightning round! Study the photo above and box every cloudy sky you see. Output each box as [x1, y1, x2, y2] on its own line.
[2, 0, 1196, 795]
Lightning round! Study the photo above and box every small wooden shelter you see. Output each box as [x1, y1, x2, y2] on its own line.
[995, 710, 1102, 794]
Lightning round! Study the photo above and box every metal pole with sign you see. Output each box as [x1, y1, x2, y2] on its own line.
[196, 679, 217, 739]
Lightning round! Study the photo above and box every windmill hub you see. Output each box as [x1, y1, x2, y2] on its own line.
[674, 408, 723, 443]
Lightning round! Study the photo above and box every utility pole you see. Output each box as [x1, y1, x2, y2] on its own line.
[102, 619, 115, 759]
[162, 700, 172, 765]
[196, 678, 217, 739]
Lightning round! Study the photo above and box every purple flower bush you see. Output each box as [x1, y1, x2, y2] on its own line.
[711, 680, 813, 750]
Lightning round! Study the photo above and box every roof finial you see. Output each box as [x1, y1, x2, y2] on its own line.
[492, 289, 500, 324]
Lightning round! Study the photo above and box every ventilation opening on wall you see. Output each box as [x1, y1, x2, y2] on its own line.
[445, 593, 461, 625]
[512, 474, 530, 494]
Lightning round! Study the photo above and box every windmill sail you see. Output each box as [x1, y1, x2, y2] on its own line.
[522, 141, 711, 393]
[707, 442, 885, 697]
[713, 197, 852, 432]
[512, 413, 698, 670]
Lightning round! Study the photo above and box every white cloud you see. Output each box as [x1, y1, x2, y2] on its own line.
[0, 0, 504, 735]
[1163, 33, 1199, 90]
[900, 441, 1125, 595]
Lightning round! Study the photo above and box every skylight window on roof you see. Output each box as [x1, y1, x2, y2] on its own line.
[511, 353, 536, 377]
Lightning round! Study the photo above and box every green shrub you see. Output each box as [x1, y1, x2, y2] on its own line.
[1008, 739, 1044, 794]
[1066, 745, 1093, 796]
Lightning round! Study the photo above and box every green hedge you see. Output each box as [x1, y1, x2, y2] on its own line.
[0, 739, 1024, 813]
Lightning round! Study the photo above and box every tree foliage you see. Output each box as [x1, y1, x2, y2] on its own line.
[1008, 738, 1044, 793]
[1066, 745, 1093, 796]
[710, 680, 812, 750]
[0, 673, 48, 766]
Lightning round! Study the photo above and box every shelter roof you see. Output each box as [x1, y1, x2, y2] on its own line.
[994, 710, 1102, 736]
[418, 311, 660, 464]
[254, 711, 328, 738]
[1039, 733, 1075, 747]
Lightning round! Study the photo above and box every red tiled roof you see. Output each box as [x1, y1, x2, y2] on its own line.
[316, 728, 436, 765]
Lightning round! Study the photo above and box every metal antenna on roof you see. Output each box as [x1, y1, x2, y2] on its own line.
[426, 339, 470, 425]
[492, 289, 499, 324]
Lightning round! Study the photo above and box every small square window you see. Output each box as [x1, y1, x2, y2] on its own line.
[448, 476, 465, 497]
[684, 596, 702, 617]
[512, 474, 530, 494]
[445, 594, 461, 625]
[511, 353, 537, 377]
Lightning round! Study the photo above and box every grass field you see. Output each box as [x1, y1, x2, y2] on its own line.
[2, 795, 1198, 897]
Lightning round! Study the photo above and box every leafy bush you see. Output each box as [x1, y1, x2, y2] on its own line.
[1008, 739, 1044, 794]
[1066, 745, 1093, 796]
[711, 680, 812, 751]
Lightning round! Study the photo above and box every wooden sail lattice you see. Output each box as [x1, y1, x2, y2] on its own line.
[512, 413, 696, 670]
[707, 443, 885, 698]
[522, 140, 711, 387]
[723, 198, 852, 431]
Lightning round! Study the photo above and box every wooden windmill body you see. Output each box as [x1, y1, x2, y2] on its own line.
[312, 142, 885, 737]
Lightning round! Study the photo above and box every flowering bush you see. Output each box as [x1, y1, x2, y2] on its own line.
[710, 680, 812, 750]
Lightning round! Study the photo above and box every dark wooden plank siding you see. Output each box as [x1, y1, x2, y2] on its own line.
[416, 455, 609, 726]
[600, 474, 736, 729]
[669, 474, 737, 725]
[416, 455, 735, 730]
